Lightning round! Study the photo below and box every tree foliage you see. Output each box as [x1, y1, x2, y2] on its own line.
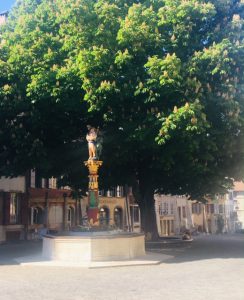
[1, 0, 244, 222]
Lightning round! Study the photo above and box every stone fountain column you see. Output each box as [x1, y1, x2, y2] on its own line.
[84, 160, 103, 226]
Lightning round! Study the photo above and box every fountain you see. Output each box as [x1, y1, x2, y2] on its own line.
[42, 127, 145, 263]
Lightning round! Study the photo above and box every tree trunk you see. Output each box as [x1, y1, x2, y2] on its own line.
[133, 180, 158, 240]
[140, 190, 158, 240]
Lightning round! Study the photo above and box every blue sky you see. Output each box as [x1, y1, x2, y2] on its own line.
[0, 0, 16, 12]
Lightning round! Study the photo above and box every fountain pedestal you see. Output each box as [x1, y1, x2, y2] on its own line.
[42, 232, 145, 262]
[84, 160, 103, 225]
[42, 134, 145, 264]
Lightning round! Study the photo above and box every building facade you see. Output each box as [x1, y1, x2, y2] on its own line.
[0, 177, 27, 242]
[154, 194, 193, 237]
[230, 181, 244, 231]
[155, 185, 240, 237]
[0, 172, 74, 242]
[191, 191, 236, 234]
[0, 11, 8, 26]
[0, 172, 141, 243]
[84, 187, 141, 232]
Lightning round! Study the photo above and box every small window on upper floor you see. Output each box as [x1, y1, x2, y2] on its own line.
[49, 177, 57, 189]
[98, 190, 104, 196]
[116, 186, 124, 197]
[30, 169, 35, 188]
[107, 189, 114, 197]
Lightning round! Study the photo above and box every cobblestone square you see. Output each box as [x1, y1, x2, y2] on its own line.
[0, 234, 243, 300]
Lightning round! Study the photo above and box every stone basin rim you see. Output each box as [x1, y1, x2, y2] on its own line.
[43, 232, 145, 239]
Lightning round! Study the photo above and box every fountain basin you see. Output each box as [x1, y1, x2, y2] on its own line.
[42, 232, 145, 263]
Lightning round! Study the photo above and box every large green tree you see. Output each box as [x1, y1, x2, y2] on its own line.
[1, 0, 244, 234]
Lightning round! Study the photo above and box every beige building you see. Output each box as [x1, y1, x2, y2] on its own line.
[155, 187, 238, 237]
[0, 176, 27, 243]
[27, 186, 75, 236]
[192, 191, 236, 234]
[0, 171, 141, 243]
[82, 187, 141, 232]
[191, 202, 208, 233]
[154, 194, 193, 237]
[0, 173, 73, 243]
[231, 181, 244, 231]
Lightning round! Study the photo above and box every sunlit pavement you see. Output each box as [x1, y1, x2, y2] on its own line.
[0, 234, 243, 300]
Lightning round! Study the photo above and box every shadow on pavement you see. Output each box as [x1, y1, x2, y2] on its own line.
[0, 240, 42, 265]
[0, 234, 244, 266]
[146, 234, 244, 264]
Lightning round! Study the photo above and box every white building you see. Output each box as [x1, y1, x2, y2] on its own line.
[0, 11, 8, 26]
[154, 194, 193, 237]
[230, 182, 244, 231]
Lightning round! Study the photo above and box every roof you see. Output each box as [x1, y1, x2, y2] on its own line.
[0, 11, 8, 26]
[0, 11, 9, 16]
[234, 181, 244, 192]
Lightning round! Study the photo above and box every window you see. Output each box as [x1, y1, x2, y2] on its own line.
[68, 207, 75, 226]
[192, 203, 196, 214]
[170, 220, 174, 233]
[98, 190, 104, 196]
[131, 205, 140, 223]
[114, 207, 123, 228]
[41, 179, 46, 188]
[170, 203, 174, 215]
[42, 178, 49, 188]
[178, 207, 181, 220]
[162, 220, 167, 235]
[10, 193, 20, 224]
[30, 169, 35, 188]
[49, 177, 57, 189]
[182, 206, 186, 218]
[164, 202, 169, 214]
[116, 186, 124, 197]
[192, 203, 198, 214]
[192, 203, 201, 214]
[159, 203, 163, 215]
[99, 207, 109, 225]
[159, 202, 168, 215]
[68, 208, 72, 222]
[128, 186, 133, 196]
[206, 204, 214, 214]
[32, 207, 44, 225]
[107, 189, 113, 197]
